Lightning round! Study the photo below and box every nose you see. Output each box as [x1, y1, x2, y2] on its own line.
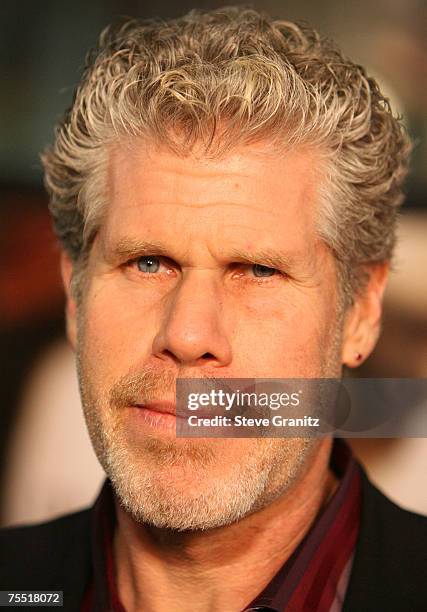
[152, 272, 232, 368]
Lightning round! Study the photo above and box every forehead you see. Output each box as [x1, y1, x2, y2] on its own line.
[101, 139, 326, 260]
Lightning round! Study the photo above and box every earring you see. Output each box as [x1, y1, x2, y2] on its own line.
[355, 352, 362, 362]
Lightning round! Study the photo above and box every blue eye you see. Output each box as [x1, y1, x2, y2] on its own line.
[136, 256, 161, 273]
[252, 264, 276, 277]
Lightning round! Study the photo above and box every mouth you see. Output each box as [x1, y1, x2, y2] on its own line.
[136, 400, 178, 416]
[130, 400, 185, 433]
[128, 401, 181, 436]
[131, 399, 224, 434]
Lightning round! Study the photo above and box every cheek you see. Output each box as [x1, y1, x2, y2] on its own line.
[231, 292, 332, 376]
[80, 281, 158, 378]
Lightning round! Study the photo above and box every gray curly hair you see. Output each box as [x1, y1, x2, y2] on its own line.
[41, 6, 411, 305]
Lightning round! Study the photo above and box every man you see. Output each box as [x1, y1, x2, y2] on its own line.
[1, 6, 426, 611]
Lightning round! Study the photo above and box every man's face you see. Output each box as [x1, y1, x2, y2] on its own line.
[73, 140, 343, 530]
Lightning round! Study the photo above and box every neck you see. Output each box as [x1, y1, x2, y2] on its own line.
[114, 438, 336, 612]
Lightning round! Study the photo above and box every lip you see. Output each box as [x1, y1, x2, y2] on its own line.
[137, 400, 178, 416]
[129, 402, 183, 433]
[133, 400, 216, 430]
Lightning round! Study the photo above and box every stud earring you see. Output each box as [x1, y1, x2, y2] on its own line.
[355, 352, 362, 362]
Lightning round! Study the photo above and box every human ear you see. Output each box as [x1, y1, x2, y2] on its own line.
[341, 263, 389, 367]
[60, 252, 78, 351]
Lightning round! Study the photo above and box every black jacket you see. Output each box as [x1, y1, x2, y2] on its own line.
[1, 469, 426, 611]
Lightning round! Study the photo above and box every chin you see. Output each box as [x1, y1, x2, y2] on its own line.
[108, 463, 264, 531]
[100, 436, 314, 531]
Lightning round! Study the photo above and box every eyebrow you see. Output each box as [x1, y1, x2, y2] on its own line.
[103, 237, 306, 272]
[103, 238, 173, 264]
[228, 248, 305, 271]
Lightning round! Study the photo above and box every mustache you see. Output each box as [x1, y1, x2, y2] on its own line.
[109, 366, 220, 407]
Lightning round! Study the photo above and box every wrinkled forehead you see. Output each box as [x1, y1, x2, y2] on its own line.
[99, 139, 328, 263]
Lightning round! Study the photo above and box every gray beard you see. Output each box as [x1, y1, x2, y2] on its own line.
[75, 309, 342, 531]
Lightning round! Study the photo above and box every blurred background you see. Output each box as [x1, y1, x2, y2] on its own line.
[1, 0, 426, 527]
